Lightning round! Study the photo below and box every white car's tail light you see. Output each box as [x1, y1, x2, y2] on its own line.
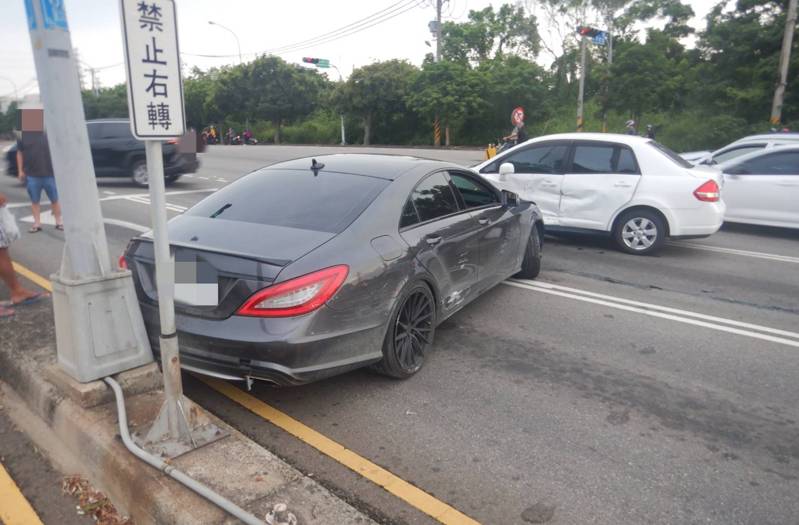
[693, 180, 720, 202]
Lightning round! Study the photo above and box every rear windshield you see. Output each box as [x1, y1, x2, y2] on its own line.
[649, 140, 693, 168]
[187, 168, 389, 233]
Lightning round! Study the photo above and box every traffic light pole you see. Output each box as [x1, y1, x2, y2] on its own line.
[770, 0, 797, 126]
[24, 0, 152, 382]
[331, 65, 346, 145]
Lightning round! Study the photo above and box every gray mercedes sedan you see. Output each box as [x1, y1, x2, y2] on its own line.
[122, 154, 544, 386]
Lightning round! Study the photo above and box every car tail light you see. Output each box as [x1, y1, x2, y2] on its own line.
[118, 253, 128, 270]
[166, 138, 178, 145]
[693, 180, 720, 202]
[237, 265, 349, 318]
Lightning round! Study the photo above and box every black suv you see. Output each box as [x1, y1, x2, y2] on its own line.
[5, 118, 199, 186]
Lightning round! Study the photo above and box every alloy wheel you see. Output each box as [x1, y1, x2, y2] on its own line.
[132, 163, 149, 186]
[393, 290, 434, 372]
[621, 217, 658, 251]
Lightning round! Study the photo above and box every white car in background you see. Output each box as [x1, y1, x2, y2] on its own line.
[717, 145, 799, 229]
[474, 133, 725, 255]
[681, 133, 799, 165]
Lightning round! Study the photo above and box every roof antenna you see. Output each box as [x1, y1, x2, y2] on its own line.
[311, 158, 325, 176]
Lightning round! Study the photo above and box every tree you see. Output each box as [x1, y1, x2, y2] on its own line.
[441, 4, 540, 64]
[183, 67, 217, 130]
[333, 60, 419, 145]
[213, 55, 328, 143]
[406, 60, 485, 145]
[81, 85, 128, 120]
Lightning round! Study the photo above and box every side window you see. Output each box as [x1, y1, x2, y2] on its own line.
[741, 152, 799, 175]
[713, 145, 764, 164]
[87, 123, 103, 140]
[449, 172, 499, 209]
[501, 143, 568, 174]
[571, 144, 616, 174]
[400, 199, 419, 228]
[411, 172, 459, 222]
[104, 123, 133, 139]
[616, 147, 640, 174]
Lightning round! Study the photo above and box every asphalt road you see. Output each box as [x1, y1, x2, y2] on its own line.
[2, 144, 799, 524]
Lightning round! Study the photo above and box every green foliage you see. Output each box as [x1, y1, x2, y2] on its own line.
[0, 102, 19, 137]
[72, 0, 797, 151]
[82, 85, 129, 120]
[333, 60, 419, 145]
[441, 4, 540, 63]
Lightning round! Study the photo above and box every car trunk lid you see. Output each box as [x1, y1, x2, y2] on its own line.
[128, 216, 337, 319]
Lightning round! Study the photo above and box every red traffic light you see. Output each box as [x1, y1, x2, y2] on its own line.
[577, 26, 599, 38]
[302, 57, 319, 64]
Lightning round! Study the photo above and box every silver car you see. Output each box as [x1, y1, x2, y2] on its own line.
[718, 145, 799, 229]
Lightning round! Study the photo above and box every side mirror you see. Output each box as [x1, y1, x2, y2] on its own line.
[498, 162, 515, 181]
[501, 189, 519, 207]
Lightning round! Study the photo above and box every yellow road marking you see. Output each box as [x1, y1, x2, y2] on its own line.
[11, 262, 52, 292]
[0, 461, 44, 525]
[200, 377, 481, 525]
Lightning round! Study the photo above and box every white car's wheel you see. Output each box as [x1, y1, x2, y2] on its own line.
[613, 209, 666, 255]
[131, 160, 149, 187]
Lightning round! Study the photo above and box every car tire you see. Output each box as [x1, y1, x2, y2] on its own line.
[165, 174, 181, 185]
[613, 209, 666, 255]
[374, 282, 436, 379]
[131, 160, 149, 187]
[515, 225, 542, 279]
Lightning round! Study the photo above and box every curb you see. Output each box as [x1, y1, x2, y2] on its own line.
[0, 305, 376, 524]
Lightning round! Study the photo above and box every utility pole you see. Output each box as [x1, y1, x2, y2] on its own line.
[432, 0, 444, 147]
[602, 12, 613, 133]
[23, 0, 152, 382]
[577, 35, 587, 132]
[770, 0, 798, 127]
[331, 65, 346, 145]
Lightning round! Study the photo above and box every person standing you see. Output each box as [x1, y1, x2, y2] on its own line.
[16, 109, 63, 233]
[625, 120, 638, 135]
[0, 192, 47, 318]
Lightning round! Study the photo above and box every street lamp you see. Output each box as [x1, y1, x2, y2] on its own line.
[207, 20, 242, 65]
[330, 64, 346, 146]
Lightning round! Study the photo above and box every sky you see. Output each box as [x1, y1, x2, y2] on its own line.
[0, 0, 718, 99]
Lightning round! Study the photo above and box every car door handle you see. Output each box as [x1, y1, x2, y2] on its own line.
[478, 218, 489, 225]
[425, 235, 442, 246]
[614, 182, 633, 188]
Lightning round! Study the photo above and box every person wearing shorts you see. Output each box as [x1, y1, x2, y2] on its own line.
[16, 129, 63, 232]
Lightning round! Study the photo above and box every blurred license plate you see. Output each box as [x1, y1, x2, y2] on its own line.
[174, 260, 218, 306]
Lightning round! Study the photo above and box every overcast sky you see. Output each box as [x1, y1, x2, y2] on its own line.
[0, 0, 717, 99]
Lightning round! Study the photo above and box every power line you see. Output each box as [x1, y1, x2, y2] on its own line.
[182, 0, 422, 60]
[266, 0, 420, 54]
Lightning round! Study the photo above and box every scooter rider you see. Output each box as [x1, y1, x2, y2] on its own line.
[499, 106, 528, 152]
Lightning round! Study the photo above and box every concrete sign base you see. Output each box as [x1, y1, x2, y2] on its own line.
[52, 270, 154, 383]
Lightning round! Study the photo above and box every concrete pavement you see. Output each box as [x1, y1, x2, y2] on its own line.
[2, 144, 798, 524]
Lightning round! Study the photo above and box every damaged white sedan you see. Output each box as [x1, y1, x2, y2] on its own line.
[474, 133, 725, 255]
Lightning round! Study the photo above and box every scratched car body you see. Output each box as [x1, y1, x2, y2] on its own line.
[123, 154, 544, 386]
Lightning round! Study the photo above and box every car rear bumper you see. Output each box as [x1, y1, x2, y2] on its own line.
[139, 301, 385, 386]
[165, 153, 200, 176]
[668, 202, 725, 237]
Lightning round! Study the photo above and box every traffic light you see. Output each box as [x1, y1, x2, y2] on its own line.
[576, 26, 608, 45]
[302, 57, 330, 68]
[577, 26, 600, 38]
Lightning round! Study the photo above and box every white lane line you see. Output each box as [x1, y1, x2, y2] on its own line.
[183, 174, 194, 178]
[103, 190, 117, 195]
[98, 188, 218, 202]
[123, 195, 187, 212]
[505, 279, 799, 349]
[4, 188, 218, 210]
[215, 178, 227, 183]
[103, 218, 150, 233]
[667, 241, 799, 264]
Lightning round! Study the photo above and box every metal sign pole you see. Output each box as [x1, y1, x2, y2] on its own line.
[144, 139, 187, 441]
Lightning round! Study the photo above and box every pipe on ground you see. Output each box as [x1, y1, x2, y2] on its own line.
[104, 377, 265, 525]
